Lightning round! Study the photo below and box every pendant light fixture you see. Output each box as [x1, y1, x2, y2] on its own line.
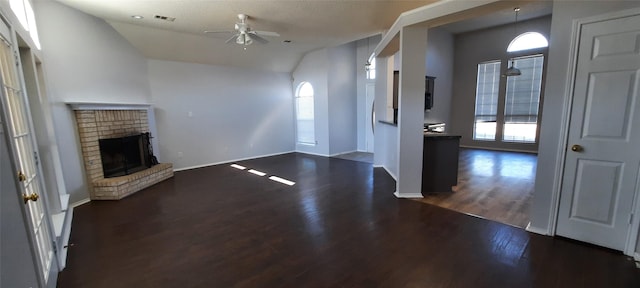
[505, 7, 522, 77]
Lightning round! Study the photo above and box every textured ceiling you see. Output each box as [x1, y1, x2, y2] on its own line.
[54, 0, 552, 73]
[56, 0, 436, 72]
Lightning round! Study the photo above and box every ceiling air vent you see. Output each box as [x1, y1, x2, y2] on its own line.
[154, 15, 176, 22]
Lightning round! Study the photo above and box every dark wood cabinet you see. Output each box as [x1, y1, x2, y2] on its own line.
[422, 135, 461, 194]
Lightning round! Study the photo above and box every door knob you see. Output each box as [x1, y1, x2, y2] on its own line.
[571, 144, 583, 152]
[23, 193, 39, 204]
[17, 171, 26, 182]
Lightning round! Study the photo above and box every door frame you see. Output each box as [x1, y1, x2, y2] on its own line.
[550, 7, 640, 257]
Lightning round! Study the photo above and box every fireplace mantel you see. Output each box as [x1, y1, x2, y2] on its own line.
[68, 102, 153, 111]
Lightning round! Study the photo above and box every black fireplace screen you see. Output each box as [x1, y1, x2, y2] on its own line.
[99, 133, 154, 178]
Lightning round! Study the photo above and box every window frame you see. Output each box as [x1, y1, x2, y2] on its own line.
[502, 54, 545, 143]
[473, 60, 501, 141]
[295, 82, 316, 145]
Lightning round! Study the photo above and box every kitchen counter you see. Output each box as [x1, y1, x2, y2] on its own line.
[424, 133, 462, 140]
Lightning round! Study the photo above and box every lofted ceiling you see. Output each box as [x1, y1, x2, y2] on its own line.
[55, 0, 553, 73]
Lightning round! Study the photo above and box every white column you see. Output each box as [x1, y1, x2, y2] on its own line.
[395, 26, 427, 198]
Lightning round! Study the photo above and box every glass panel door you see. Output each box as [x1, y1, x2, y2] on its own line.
[0, 29, 53, 283]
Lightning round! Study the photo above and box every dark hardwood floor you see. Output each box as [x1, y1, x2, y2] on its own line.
[58, 153, 639, 287]
[417, 148, 536, 228]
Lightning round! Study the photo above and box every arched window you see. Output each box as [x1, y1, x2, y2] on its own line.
[507, 32, 548, 52]
[296, 82, 315, 144]
[366, 53, 376, 80]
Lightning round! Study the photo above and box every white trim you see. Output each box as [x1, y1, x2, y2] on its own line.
[374, 0, 503, 57]
[459, 145, 538, 154]
[57, 207, 74, 271]
[294, 150, 329, 157]
[381, 165, 397, 181]
[394, 191, 423, 199]
[525, 222, 549, 235]
[634, 253, 640, 262]
[67, 102, 152, 111]
[70, 198, 90, 208]
[547, 12, 583, 240]
[173, 150, 295, 172]
[329, 150, 358, 157]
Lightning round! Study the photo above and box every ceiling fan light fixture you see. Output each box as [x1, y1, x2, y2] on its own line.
[236, 33, 253, 45]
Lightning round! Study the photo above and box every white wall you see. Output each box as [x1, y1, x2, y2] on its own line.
[449, 16, 551, 152]
[292, 49, 330, 155]
[424, 28, 454, 126]
[529, 1, 640, 254]
[36, 1, 152, 202]
[147, 59, 295, 169]
[327, 42, 358, 155]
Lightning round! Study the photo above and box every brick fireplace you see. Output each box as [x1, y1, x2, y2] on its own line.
[71, 104, 173, 200]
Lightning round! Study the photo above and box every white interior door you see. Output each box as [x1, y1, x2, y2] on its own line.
[557, 12, 640, 251]
[0, 25, 54, 284]
[365, 83, 375, 152]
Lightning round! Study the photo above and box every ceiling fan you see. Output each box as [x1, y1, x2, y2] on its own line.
[204, 14, 280, 46]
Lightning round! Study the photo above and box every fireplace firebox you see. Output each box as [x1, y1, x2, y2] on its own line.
[99, 133, 154, 178]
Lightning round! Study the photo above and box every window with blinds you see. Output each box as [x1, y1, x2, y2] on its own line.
[503, 55, 544, 142]
[296, 82, 315, 145]
[473, 61, 501, 140]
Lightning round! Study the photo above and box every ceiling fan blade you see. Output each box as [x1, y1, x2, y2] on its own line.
[204, 30, 234, 34]
[248, 33, 268, 44]
[225, 34, 240, 44]
[253, 30, 280, 37]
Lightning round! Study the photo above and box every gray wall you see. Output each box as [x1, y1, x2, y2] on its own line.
[147, 59, 295, 169]
[373, 56, 398, 179]
[292, 48, 330, 155]
[424, 28, 454, 126]
[293, 42, 359, 156]
[449, 16, 552, 152]
[36, 1, 152, 202]
[373, 28, 454, 179]
[528, 1, 640, 256]
[356, 35, 381, 152]
[327, 42, 358, 155]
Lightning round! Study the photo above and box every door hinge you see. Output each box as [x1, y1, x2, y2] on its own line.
[629, 213, 634, 225]
[52, 241, 57, 254]
[33, 151, 39, 166]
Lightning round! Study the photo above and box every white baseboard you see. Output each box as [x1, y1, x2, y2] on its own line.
[383, 166, 397, 181]
[71, 198, 91, 208]
[394, 191, 423, 198]
[525, 222, 549, 235]
[57, 207, 74, 270]
[329, 150, 358, 157]
[634, 252, 639, 262]
[372, 165, 397, 181]
[173, 150, 295, 172]
[295, 150, 329, 157]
